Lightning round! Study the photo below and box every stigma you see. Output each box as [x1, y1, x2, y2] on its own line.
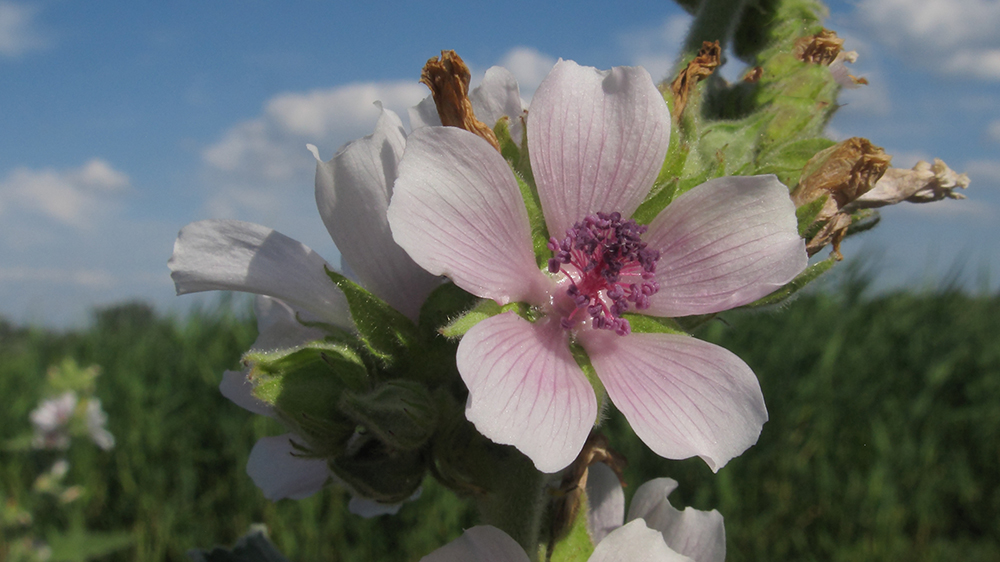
[547, 212, 660, 335]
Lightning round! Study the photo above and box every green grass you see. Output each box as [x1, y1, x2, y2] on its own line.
[2, 282, 999, 561]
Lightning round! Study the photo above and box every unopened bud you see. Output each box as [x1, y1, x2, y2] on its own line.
[243, 342, 370, 455]
[329, 440, 425, 504]
[339, 380, 438, 451]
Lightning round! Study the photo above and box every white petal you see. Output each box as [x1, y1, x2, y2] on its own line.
[628, 478, 726, 562]
[169, 219, 351, 329]
[586, 462, 626, 544]
[590, 520, 693, 562]
[581, 331, 767, 472]
[644, 175, 807, 317]
[220, 370, 274, 417]
[251, 295, 327, 352]
[246, 433, 329, 500]
[408, 95, 441, 130]
[471, 66, 526, 144]
[456, 313, 597, 473]
[348, 497, 403, 517]
[312, 107, 440, 321]
[528, 60, 671, 240]
[388, 126, 550, 306]
[420, 526, 529, 562]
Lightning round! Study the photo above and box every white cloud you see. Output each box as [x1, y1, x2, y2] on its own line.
[497, 47, 556, 100]
[0, 159, 130, 228]
[855, 0, 1000, 80]
[989, 120, 1000, 142]
[0, 266, 114, 287]
[0, 1, 48, 57]
[200, 81, 427, 225]
[965, 159, 1000, 185]
[618, 14, 693, 83]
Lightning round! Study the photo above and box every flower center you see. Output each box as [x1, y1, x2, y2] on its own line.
[547, 212, 660, 336]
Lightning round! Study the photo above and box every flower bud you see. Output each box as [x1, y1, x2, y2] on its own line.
[328, 439, 426, 504]
[244, 342, 370, 456]
[339, 380, 438, 451]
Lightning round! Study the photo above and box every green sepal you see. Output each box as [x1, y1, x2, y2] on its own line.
[244, 342, 369, 455]
[495, 117, 551, 268]
[545, 488, 597, 562]
[757, 137, 837, 189]
[515, 171, 551, 270]
[569, 342, 605, 406]
[329, 440, 425, 504]
[418, 282, 480, 333]
[796, 194, 828, 236]
[339, 380, 438, 451]
[439, 298, 502, 338]
[621, 313, 690, 335]
[845, 209, 881, 237]
[741, 255, 837, 309]
[494, 117, 521, 169]
[324, 267, 419, 367]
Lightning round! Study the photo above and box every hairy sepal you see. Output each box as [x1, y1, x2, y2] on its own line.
[325, 267, 419, 367]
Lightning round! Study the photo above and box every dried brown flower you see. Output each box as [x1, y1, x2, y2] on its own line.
[670, 40, 721, 119]
[793, 137, 892, 258]
[420, 50, 500, 151]
[795, 29, 867, 88]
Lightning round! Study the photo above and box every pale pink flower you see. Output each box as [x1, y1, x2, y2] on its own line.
[170, 70, 523, 506]
[586, 463, 724, 562]
[420, 521, 691, 562]
[420, 464, 723, 562]
[30, 391, 77, 450]
[388, 59, 807, 473]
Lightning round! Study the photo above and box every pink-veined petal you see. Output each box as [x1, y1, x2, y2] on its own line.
[251, 296, 327, 352]
[456, 313, 597, 473]
[246, 433, 329, 500]
[643, 175, 807, 317]
[388, 126, 550, 305]
[581, 331, 767, 472]
[311, 106, 440, 321]
[627, 478, 726, 562]
[420, 526, 529, 562]
[528, 60, 671, 240]
[471, 66, 526, 144]
[590, 520, 693, 562]
[169, 219, 351, 329]
[220, 370, 274, 417]
[586, 462, 626, 544]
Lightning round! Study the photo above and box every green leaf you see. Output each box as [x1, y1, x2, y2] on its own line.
[325, 267, 419, 366]
[741, 255, 837, 308]
[47, 529, 133, 562]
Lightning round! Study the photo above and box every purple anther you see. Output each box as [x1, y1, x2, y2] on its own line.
[548, 211, 662, 336]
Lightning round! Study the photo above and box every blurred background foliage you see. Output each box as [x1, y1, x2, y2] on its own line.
[2, 271, 998, 561]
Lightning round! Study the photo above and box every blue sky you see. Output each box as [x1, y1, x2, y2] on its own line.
[1, 0, 998, 327]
